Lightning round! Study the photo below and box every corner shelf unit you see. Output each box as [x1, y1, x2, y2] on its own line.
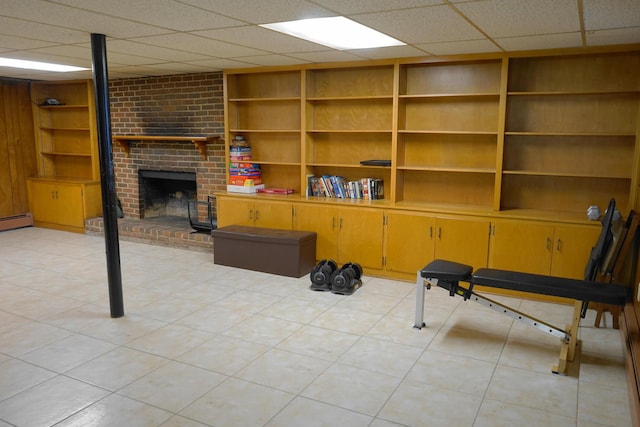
[223, 48, 640, 221]
[28, 79, 102, 233]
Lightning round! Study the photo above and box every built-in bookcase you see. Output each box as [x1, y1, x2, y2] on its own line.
[503, 51, 640, 215]
[225, 70, 302, 191]
[28, 79, 102, 232]
[396, 59, 502, 209]
[223, 49, 640, 221]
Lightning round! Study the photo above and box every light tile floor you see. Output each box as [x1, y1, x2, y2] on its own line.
[0, 227, 633, 427]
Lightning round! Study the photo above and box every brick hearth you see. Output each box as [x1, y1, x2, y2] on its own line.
[85, 216, 212, 252]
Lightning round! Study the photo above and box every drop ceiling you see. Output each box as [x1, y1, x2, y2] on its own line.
[0, 0, 639, 81]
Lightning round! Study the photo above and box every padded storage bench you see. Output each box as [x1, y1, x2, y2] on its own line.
[211, 225, 317, 278]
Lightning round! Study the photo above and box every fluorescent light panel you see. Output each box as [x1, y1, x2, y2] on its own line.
[0, 57, 88, 72]
[260, 16, 405, 50]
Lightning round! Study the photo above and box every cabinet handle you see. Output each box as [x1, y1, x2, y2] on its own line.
[546, 237, 552, 251]
[557, 239, 562, 252]
[255, 210, 259, 220]
[339, 218, 343, 230]
[249, 209, 253, 220]
[332, 217, 335, 230]
[438, 227, 442, 240]
[429, 226, 433, 238]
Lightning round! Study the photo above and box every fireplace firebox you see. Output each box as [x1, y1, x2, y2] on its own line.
[138, 170, 196, 219]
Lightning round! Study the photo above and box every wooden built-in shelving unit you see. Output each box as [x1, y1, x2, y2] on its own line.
[219, 46, 640, 288]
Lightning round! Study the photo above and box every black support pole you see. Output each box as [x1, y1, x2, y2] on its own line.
[91, 33, 124, 318]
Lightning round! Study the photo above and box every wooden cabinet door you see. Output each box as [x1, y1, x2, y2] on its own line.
[253, 200, 292, 229]
[385, 210, 435, 275]
[294, 203, 338, 261]
[29, 181, 58, 224]
[550, 224, 600, 279]
[55, 184, 84, 228]
[216, 197, 254, 227]
[489, 221, 553, 275]
[337, 207, 384, 269]
[435, 217, 490, 269]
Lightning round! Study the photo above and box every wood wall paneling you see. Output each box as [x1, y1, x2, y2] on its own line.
[0, 79, 37, 218]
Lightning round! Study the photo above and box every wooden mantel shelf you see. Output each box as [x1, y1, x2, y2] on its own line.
[113, 135, 220, 159]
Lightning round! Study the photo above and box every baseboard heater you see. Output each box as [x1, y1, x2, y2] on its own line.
[0, 213, 33, 231]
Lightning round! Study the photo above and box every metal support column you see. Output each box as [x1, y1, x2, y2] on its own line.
[91, 33, 124, 318]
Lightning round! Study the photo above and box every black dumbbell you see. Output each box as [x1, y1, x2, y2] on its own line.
[309, 259, 338, 291]
[331, 262, 363, 295]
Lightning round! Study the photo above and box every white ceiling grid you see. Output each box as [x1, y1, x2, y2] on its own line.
[0, 0, 636, 80]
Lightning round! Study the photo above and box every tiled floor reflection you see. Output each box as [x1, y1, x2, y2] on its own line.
[0, 227, 633, 426]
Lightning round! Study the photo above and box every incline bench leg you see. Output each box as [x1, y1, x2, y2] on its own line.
[552, 301, 583, 375]
[414, 270, 426, 329]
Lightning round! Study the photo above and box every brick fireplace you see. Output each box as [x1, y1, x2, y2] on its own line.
[84, 72, 226, 250]
[112, 140, 224, 220]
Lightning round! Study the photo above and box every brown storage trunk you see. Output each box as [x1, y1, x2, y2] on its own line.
[212, 225, 317, 278]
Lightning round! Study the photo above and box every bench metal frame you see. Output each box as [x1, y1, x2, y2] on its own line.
[414, 271, 582, 375]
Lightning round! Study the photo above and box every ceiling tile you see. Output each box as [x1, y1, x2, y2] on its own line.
[178, 0, 334, 24]
[496, 32, 583, 51]
[310, 0, 444, 14]
[104, 39, 213, 62]
[194, 26, 328, 54]
[51, 0, 245, 31]
[0, 0, 169, 39]
[417, 39, 501, 55]
[232, 54, 310, 67]
[0, 34, 57, 50]
[454, 0, 580, 38]
[287, 50, 366, 63]
[0, 16, 87, 44]
[187, 58, 261, 69]
[130, 33, 268, 58]
[343, 45, 429, 60]
[352, 5, 485, 44]
[583, 0, 640, 30]
[586, 27, 640, 46]
[28, 45, 92, 61]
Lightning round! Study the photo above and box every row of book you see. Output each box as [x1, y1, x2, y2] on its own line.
[307, 175, 384, 200]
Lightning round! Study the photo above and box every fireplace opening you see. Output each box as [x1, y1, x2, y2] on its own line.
[139, 170, 197, 219]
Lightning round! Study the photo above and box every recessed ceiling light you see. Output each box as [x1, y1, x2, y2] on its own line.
[0, 57, 88, 72]
[260, 16, 405, 50]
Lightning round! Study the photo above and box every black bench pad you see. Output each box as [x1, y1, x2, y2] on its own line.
[472, 268, 629, 306]
[420, 259, 473, 281]
[420, 259, 629, 306]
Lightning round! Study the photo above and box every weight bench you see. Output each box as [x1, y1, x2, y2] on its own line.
[414, 199, 632, 375]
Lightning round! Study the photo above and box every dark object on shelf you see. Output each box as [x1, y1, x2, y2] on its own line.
[310, 259, 338, 291]
[188, 195, 217, 233]
[331, 262, 363, 295]
[39, 97, 64, 106]
[360, 159, 391, 167]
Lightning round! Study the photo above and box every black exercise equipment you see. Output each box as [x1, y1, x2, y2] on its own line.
[310, 259, 338, 291]
[331, 262, 363, 295]
[414, 198, 632, 375]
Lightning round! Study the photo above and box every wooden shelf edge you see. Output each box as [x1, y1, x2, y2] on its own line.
[113, 135, 220, 159]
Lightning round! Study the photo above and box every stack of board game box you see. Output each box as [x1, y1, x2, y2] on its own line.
[227, 136, 264, 193]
